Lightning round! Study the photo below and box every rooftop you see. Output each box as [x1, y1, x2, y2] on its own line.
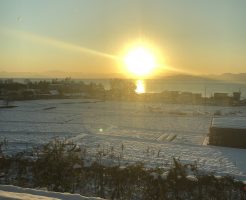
[211, 117, 246, 130]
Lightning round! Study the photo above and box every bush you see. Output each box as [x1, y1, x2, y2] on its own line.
[32, 140, 84, 192]
[2, 141, 246, 199]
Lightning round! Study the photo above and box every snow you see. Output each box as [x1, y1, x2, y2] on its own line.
[186, 175, 198, 182]
[212, 117, 246, 129]
[150, 172, 159, 180]
[0, 99, 246, 180]
[73, 163, 82, 169]
[0, 185, 105, 200]
[161, 172, 169, 180]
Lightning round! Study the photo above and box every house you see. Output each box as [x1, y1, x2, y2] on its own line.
[209, 117, 246, 149]
[213, 93, 232, 106]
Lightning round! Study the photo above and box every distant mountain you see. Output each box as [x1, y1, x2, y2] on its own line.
[216, 73, 246, 82]
[160, 73, 246, 83]
[1, 71, 246, 82]
[159, 74, 212, 82]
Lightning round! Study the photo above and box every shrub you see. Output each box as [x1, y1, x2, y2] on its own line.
[32, 139, 84, 192]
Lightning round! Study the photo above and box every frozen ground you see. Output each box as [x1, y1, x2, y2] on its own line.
[0, 99, 246, 180]
[0, 185, 104, 200]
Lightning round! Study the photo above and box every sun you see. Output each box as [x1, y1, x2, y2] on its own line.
[124, 46, 157, 77]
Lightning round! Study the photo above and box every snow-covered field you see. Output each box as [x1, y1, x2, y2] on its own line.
[0, 185, 104, 200]
[0, 99, 246, 180]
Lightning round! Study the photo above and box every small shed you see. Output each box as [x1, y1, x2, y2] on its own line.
[209, 117, 246, 149]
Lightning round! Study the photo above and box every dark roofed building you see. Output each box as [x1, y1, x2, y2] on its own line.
[213, 93, 232, 106]
[209, 117, 246, 149]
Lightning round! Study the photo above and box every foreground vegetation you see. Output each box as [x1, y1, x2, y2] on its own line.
[0, 140, 245, 200]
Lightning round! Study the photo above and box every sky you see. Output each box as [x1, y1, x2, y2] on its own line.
[0, 0, 246, 77]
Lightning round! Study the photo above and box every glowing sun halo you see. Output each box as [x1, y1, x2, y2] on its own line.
[124, 46, 156, 77]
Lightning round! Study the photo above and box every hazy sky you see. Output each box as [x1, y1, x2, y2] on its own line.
[1, 0, 246, 77]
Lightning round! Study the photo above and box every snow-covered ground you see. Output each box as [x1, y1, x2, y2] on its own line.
[0, 99, 246, 180]
[0, 185, 104, 200]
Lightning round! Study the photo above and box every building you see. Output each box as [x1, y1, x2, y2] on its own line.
[233, 92, 241, 101]
[213, 93, 232, 106]
[209, 117, 246, 149]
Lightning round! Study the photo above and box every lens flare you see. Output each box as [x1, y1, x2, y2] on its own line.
[2, 28, 118, 60]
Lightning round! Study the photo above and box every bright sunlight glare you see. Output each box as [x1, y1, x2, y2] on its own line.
[124, 46, 157, 77]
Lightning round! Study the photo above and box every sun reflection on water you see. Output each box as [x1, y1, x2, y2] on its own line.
[135, 80, 145, 94]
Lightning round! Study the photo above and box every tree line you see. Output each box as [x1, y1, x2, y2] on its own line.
[0, 78, 138, 101]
